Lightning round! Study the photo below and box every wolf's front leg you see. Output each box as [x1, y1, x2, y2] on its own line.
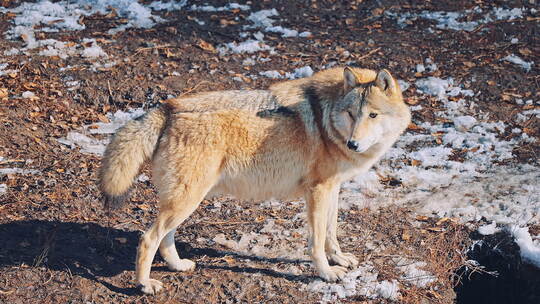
[306, 181, 348, 282]
[325, 185, 359, 269]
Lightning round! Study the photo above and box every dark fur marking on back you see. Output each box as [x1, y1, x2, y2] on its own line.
[305, 86, 326, 138]
[256, 106, 296, 118]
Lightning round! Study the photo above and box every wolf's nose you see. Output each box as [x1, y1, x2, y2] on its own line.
[347, 140, 359, 151]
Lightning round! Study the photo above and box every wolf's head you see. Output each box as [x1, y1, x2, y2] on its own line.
[329, 67, 411, 154]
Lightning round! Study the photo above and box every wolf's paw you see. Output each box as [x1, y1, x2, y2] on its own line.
[318, 265, 348, 282]
[139, 279, 163, 295]
[167, 258, 196, 272]
[328, 252, 359, 269]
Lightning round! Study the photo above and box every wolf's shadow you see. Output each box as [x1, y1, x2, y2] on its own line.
[0, 220, 315, 293]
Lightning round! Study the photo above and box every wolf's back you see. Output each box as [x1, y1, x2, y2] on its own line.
[99, 105, 169, 209]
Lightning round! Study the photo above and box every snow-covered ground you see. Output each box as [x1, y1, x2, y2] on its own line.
[2, 1, 538, 302]
[385, 6, 535, 32]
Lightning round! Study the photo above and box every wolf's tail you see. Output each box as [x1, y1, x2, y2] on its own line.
[98, 105, 170, 209]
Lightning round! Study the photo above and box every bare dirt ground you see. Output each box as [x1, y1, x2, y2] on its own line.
[0, 0, 538, 303]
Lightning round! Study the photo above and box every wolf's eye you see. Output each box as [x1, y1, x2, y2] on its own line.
[347, 111, 355, 120]
[369, 113, 378, 118]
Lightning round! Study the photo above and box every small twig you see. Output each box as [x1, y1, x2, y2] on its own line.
[178, 81, 212, 97]
[203, 220, 253, 226]
[471, 24, 485, 34]
[0, 159, 25, 165]
[134, 44, 179, 54]
[356, 47, 381, 61]
[206, 29, 237, 40]
[0, 289, 14, 295]
[284, 53, 316, 57]
[106, 80, 113, 98]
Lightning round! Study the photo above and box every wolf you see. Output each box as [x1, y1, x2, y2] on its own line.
[99, 67, 411, 294]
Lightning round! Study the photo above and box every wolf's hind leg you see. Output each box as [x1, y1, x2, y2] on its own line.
[136, 157, 220, 295]
[159, 229, 195, 272]
[135, 202, 201, 295]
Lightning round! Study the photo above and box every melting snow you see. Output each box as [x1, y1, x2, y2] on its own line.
[81, 39, 108, 58]
[245, 9, 310, 38]
[0, 63, 18, 76]
[510, 226, 540, 268]
[0, 168, 40, 175]
[21, 91, 35, 99]
[307, 263, 400, 302]
[503, 54, 534, 72]
[259, 66, 314, 80]
[478, 222, 500, 235]
[57, 108, 145, 156]
[190, 3, 249, 12]
[1, 0, 188, 56]
[386, 7, 531, 32]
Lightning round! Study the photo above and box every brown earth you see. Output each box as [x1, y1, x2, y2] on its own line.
[0, 0, 538, 303]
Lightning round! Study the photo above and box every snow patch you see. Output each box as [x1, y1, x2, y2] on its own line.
[2, 0, 189, 58]
[503, 54, 534, 72]
[245, 9, 310, 38]
[148, 0, 188, 11]
[478, 222, 500, 235]
[259, 66, 314, 80]
[190, 3, 249, 12]
[386, 7, 529, 32]
[510, 226, 540, 268]
[81, 39, 108, 58]
[307, 262, 400, 301]
[0, 63, 19, 76]
[0, 168, 40, 175]
[396, 259, 436, 288]
[415, 77, 473, 100]
[21, 91, 35, 99]
[57, 108, 145, 156]
[397, 80, 410, 92]
[219, 40, 273, 54]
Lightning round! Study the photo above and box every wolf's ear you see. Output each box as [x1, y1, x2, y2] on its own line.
[375, 69, 399, 96]
[343, 67, 359, 93]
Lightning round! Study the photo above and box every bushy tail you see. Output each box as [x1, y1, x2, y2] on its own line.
[99, 105, 170, 209]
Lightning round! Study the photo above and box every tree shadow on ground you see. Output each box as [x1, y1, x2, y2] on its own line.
[0, 220, 317, 294]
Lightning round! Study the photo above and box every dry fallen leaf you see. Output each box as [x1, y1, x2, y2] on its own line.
[220, 19, 238, 26]
[501, 94, 512, 102]
[23, 82, 38, 90]
[436, 217, 455, 226]
[407, 122, 424, 131]
[0, 88, 8, 99]
[401, 230, 411, 241]
[523, 128, 533, 135]
[197, 39, 216, 53]
[416, 215, 429, 221]
[518, 48, 532, 56]
[222, 255, 235, 265]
